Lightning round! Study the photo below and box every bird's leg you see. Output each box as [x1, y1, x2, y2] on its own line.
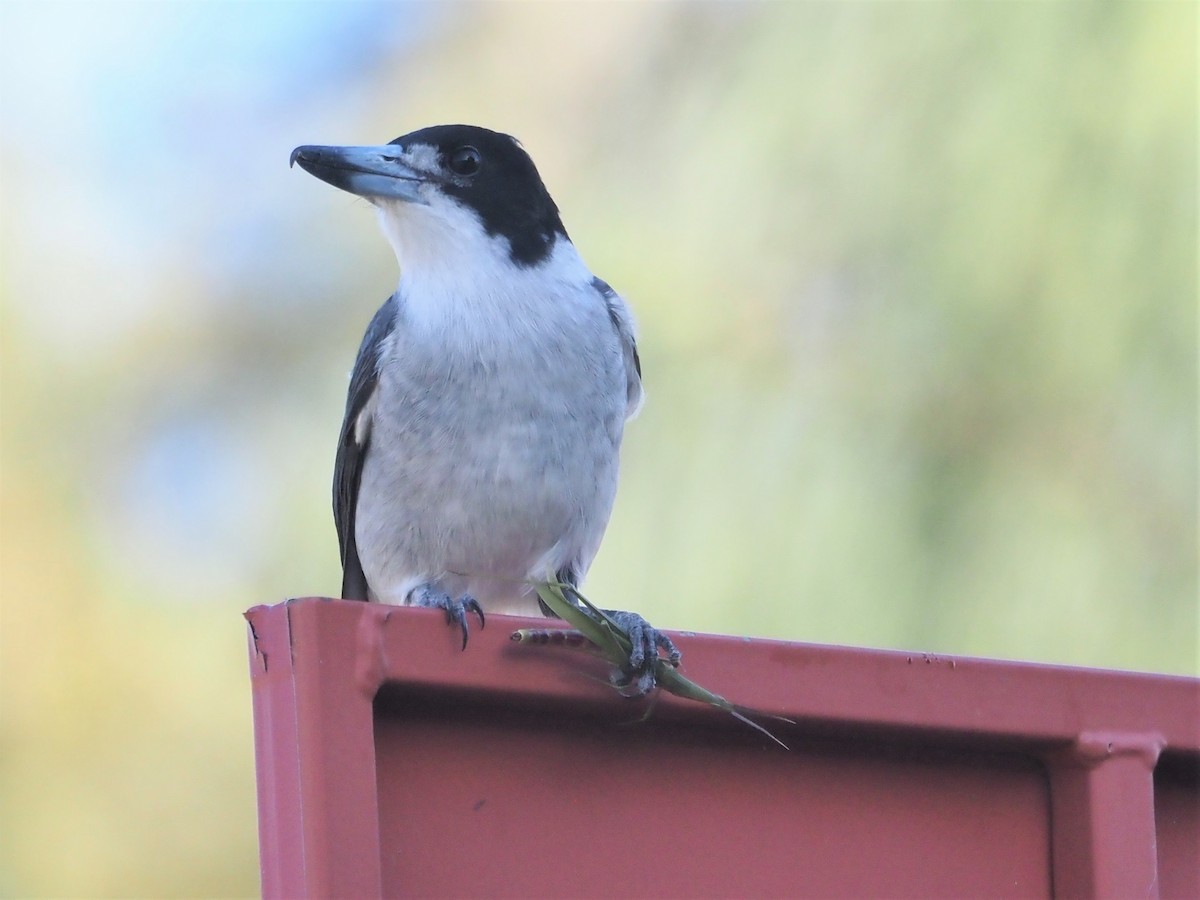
[409, 584, 485, 650]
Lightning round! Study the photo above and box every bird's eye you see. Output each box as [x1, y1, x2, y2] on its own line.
[447, 146, 482, 176]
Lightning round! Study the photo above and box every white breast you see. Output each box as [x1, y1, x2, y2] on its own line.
[354, 213, 629, 615]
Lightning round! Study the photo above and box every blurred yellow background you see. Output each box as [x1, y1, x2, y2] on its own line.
[1, 2, 1195, 896]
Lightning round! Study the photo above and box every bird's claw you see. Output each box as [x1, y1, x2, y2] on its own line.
[411, 586, 485, 650]
[603, 610, 681, 697]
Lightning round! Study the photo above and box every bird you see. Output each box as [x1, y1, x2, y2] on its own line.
[290, 124, 679, 692]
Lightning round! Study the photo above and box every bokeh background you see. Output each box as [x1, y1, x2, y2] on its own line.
[1, 1, 1195, 896]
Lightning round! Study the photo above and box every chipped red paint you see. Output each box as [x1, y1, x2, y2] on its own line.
[245, 598, 1199, 899]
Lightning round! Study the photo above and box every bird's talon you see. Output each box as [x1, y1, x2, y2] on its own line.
[464, 597, 486, 629]
[599, 609, 680, 697]
[411, 586, 483, 650]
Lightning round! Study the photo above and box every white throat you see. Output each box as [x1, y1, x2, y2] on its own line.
[374, 194, 593, 340]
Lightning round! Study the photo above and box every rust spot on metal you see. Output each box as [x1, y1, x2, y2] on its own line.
[1069, 731, 1167, 770]
[244, 609, 268, 675]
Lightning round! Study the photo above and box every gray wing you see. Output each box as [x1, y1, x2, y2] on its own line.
[591, 276, 644, 417]
[333, 293, 397, 600]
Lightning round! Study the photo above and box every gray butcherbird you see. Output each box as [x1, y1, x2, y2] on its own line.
[291, 125, 679, 691]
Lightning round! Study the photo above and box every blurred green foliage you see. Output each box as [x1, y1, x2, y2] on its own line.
[1, 2, 1195, 896]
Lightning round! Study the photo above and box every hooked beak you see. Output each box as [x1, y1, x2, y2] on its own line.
[290, 145, 427, 203]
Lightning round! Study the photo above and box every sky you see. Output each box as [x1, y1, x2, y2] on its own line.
[1, 1, 431, 352]
[0, 2, 446, 601]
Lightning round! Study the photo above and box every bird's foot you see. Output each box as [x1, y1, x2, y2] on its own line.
[410, 585, 485, 650]
[603, 609, 681, 698]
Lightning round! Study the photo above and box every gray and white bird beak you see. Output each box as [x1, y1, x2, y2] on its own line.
[290, 145, 428, 204]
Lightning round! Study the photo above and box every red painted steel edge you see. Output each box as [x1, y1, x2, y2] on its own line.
[245, 598, 1199, 899]
[246, 600, 381, 897]
[1047, 734, 1164, 898]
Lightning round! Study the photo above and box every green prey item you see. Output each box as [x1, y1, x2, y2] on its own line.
[513, 581, 791, 749]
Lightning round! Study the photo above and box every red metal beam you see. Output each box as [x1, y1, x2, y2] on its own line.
[246, 598, 1199, 898]
[247, 601, 380, 898]
[1047, 733, 1164, 899]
